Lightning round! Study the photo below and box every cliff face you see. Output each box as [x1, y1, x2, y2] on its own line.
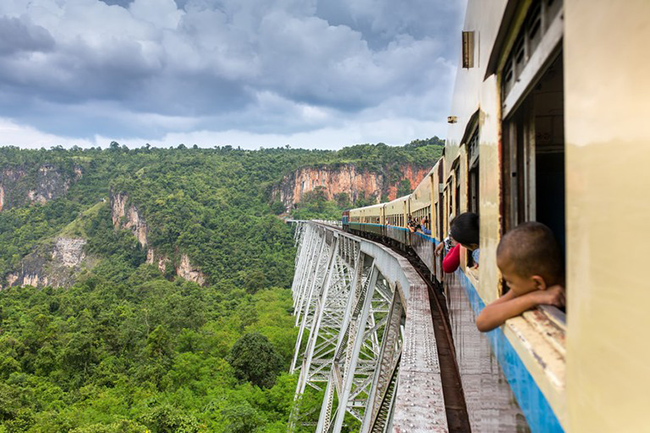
[111, 192, 149, 247]
[0, 164, 82, 211]
[7, 237, 93, 288]
[111, 192, 207, 286]
[272, 163, 430, 210]
[0, 164, 88, 287]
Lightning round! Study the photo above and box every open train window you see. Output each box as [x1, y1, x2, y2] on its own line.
[453, 165, 461, 218]
[502, 52, 565, 294]
[468, 131, 480, 214]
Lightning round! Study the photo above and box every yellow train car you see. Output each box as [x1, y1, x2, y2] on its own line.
[384, 195, 410, 246]
[410, 167, 437, 274]
[443, 0, 650, 431]
[347, 203, 384, 236]
[344, 1, 650, 431]
[431, 159, 446, 281]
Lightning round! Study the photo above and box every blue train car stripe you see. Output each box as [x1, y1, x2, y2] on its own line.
[356, 223, 441, 245]
[457, 270, 564, 433]
[413, 231, 439, 245]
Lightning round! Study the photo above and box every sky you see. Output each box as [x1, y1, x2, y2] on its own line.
[0, 0, 466, 150]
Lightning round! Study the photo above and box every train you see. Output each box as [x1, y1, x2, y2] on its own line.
[343, 0, 650, 431]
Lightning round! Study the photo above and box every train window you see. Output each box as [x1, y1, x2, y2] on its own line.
[502, 53, 565, 266]
[468, 130, 480, 214]
[434, 203, 439, 238]
[526, 2, 542, 54]
[454, 166, 461, 218]
[502, 0, 563, 104]
[503, 59, 515, 99]
[545, 0, 561, 28]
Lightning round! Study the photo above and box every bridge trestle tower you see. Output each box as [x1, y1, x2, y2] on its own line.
[289, 221, 449, 433]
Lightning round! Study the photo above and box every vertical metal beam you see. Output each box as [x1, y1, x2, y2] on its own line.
[361, 288, 404, 432]
[291, 234, 327, 372]
[296, 236, 339, 395]
[332, 265, 379, 432]
[315, 379, 335, 433]
[293, 226, 323, 323]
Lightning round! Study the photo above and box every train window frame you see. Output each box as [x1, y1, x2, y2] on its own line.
[501, 0, 563, 119]
[499, 1, 566, 309]
[501, 53, 565, 238]
[450, 158, 461, 220]
[437, 165, 445, 240]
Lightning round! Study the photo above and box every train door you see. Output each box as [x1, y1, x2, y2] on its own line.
[501, 1, 565, 250]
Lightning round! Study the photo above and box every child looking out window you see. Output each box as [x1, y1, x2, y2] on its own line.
[476, 222, 565, 332]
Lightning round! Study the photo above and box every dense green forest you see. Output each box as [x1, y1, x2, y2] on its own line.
[0, 139, 443, 432]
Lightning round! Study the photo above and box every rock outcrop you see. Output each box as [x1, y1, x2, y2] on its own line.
[111, 191, 207, 286]
[6, 237, 91, 288]
[176, 254, 207, 286]
[111, 192, 149, 247]
[0, 164, 82, 211]
[272, 163, 430, 211]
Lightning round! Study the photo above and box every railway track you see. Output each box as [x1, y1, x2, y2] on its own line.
[399, 247, 471, 433]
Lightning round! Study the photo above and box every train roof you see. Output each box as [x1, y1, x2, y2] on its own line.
[387, 195, 410, 205]
[348, 202, 385, 214]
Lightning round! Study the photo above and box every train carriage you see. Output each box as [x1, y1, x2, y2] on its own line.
[383, 195, 410, 246]
[409, 167, 437, 275]
[431, 160, 446, 282]
[343, 0, 650, 431]
[348, 203, 384, 237]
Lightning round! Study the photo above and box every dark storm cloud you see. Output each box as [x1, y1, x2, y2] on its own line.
[315, 0, 462, 53]
[0, 16, 55, 55]
[0, 0, 466, 147]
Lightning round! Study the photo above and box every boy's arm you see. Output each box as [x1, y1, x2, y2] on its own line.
[475, 286, 564, 332]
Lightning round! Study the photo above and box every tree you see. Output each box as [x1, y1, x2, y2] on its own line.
[397, 179, 412, 197]
[219, 402, 263, 433]
[138, 404, 199, 433]
[227, 333, 283, 388]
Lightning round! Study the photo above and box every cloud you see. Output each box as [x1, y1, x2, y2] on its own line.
[0, 0, 466, 148]
[0, 16, 55, 55]
[0, 118, 94, 148]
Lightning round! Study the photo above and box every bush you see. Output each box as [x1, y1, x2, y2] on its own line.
[227, 333, 283, 388]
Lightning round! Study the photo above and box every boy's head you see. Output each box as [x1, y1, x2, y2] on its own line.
[450, 212, 479, 250]
[496, 222, 563, 296]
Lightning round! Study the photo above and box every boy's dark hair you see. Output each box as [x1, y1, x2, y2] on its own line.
[497, 222, 563, 284]
[450, 212, 479, 246]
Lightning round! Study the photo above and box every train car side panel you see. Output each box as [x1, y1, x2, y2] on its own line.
[384, 196, 410, 245]
[564, 1, 650, 431]
[441, 0, 570, 431]
[410, 168, 437, 274]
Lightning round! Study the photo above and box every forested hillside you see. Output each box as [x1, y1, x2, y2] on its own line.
[0, 140, 442, 432]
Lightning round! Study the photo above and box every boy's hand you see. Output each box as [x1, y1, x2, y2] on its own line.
[534, 285, 565, 308]
[435, 242, 444, 256]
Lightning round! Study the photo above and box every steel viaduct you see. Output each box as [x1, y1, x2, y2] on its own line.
[288, 220, 459, 433]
